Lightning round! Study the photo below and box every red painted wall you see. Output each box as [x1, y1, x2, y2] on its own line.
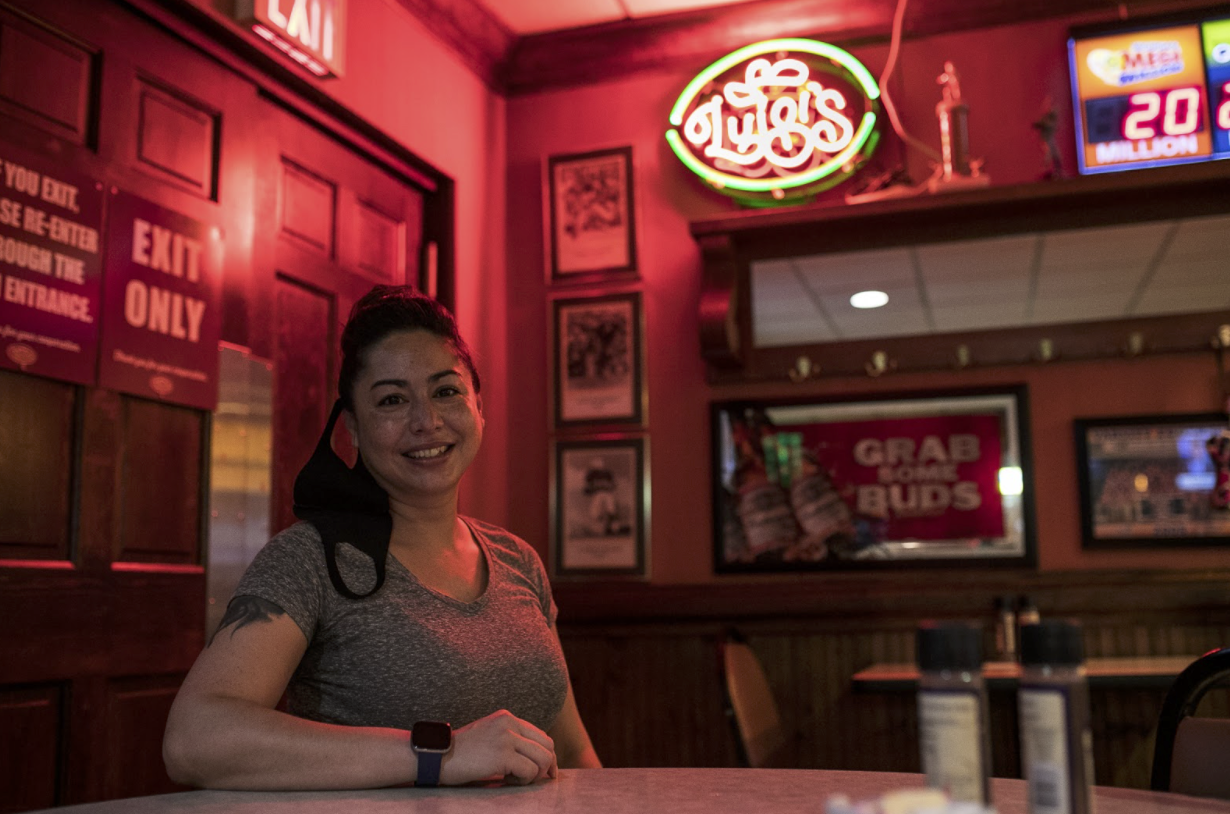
[505, 13, 1230, 580]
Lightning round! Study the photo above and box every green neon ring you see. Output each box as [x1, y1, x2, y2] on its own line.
[668, 38, 880, 127]
[665, 112, 877, 192]
[666, 39, 880, 193]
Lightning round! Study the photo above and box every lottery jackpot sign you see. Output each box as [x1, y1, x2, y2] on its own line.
[666, 39, 881, 204]
[1071, 14, 1230, 173]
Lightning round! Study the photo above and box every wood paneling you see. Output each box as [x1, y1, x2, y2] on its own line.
[115, 398, 204, 565]
[0, 370, 76, 559]
[0, 0, 441, 809]
[0, 684, 62, 814]
[0, 6, 95, 144]
[557, 572, 1230, 788]
[280, 157, 336, 256]
[136, 79, 218, 198]
[356, 200, 402, 282]
[272, 277, 332, 535]
[100, 676, 188, 800]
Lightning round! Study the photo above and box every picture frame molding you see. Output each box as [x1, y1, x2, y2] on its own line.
[551, 290, 646, 430]
[550, 434, 650, 580]
[544, 145, 638, 285]
[1074, 411, 1230, 549]
[710, 384, 1036, 573]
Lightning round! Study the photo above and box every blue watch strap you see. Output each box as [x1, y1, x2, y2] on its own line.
[416, 750, 443, 787]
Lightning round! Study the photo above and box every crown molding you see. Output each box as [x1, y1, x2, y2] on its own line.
[390, 0, 1222, 96]
[498, 0, 1216, 96]
[392, 0, 516, 92]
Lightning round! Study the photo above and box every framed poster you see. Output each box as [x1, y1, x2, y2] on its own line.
[551, 436, 649, 578]
[546, 146, 637, 284]
[712, 387, 1034, 572]
[1075, 413, 1230, 548]
[553, 292, 644, 428]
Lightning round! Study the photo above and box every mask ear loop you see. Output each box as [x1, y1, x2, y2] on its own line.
[292, 399, 392, 599]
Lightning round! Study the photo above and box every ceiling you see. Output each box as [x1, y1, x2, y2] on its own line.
[751, 213, 1230, 348]
[479, 0, 761, 34]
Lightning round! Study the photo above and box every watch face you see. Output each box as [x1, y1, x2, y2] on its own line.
[412, 721, 452, 751]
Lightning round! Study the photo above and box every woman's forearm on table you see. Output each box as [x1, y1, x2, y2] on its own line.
[164, 695, 416, 790]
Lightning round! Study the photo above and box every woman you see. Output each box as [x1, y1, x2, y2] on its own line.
[164, 286, 601, 789]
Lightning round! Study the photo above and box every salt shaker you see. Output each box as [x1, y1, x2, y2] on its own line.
[916, 621, 993, 806]
[1018, 620, 1095, 814]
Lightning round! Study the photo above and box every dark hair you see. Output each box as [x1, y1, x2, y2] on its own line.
[338, 285, 480, 410]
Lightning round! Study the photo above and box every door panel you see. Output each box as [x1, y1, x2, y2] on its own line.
[0, 684, 62, 814]
[134, 78, 219, 199]
[272, 277, 333, 536]
[0, 369, 76, 559]
[0, 5, 97, 146]
[114, 398, 204, 565]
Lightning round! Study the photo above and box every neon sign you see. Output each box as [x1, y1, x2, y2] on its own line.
[667, 39, 880, 204]
[237, 0, 346, 78]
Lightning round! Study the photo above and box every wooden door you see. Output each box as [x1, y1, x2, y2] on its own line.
[0, 0, 260, 808]
[258, 97, 425, 534]
[0, 3, 431, 809]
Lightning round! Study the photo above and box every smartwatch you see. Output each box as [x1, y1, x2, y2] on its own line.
[411, 721, 452, 786]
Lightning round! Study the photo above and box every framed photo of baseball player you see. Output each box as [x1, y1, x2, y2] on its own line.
[551, 436, 649, 579]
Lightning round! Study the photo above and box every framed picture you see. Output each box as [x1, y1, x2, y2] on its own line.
[1075, 413, 1230, 548]
[553, 292, 644, 428]
[546, 146, 637, 284]
[551, 436, 649, 578]
[711, 387, 1034, 573]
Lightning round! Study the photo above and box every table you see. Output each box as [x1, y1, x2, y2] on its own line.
[851, 655, 1197, 692]
[30, 769, 1230, 814]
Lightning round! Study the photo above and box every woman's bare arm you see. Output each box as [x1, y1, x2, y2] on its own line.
[164, 597, 556, 789]
[547, 628, 602, 769]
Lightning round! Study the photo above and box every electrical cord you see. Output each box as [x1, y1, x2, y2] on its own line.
[879, 0, 941, 164]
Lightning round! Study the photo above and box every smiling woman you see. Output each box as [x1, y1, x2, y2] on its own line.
[163, 285, 601, 792]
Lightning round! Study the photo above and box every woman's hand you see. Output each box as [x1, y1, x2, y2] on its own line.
[439, 710, 558, 785]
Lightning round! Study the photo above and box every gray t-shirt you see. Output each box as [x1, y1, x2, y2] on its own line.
[231, 518, 569, 732]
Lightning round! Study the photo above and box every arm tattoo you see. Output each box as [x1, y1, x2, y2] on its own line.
[209, 596, 287, 646]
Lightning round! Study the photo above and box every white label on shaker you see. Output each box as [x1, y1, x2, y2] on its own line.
[1020, 688, 1071, 814]
[918, 691, 986, 805]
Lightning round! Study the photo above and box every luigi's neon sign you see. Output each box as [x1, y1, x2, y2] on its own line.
[666, 39, 880, 204]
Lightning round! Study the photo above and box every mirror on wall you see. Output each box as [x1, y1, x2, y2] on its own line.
[750, 213, 1229, 350]
[694, 162, 1230, 382]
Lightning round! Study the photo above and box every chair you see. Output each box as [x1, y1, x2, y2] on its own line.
[1151, 647, 1230, 799]
[718, 629, 787, 768]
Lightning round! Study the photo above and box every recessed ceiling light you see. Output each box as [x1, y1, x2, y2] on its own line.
[850, 290, 888, 309]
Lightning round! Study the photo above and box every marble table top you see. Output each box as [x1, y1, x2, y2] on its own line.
[33, 768, 1230, 814]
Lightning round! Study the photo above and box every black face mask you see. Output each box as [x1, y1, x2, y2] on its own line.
[292, 399, 391, 600]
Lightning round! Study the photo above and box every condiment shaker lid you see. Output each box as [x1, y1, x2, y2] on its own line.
[917, 621, 983, 671]
[1020, 619, 1084, 667]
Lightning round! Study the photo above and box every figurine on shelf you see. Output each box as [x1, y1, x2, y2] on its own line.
[1032, 98, 1064, 180]
[935, 61, 972, 179]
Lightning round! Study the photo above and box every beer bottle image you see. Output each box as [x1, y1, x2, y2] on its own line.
[787, 438, 855, 561]
[732, 422, 798, 559]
